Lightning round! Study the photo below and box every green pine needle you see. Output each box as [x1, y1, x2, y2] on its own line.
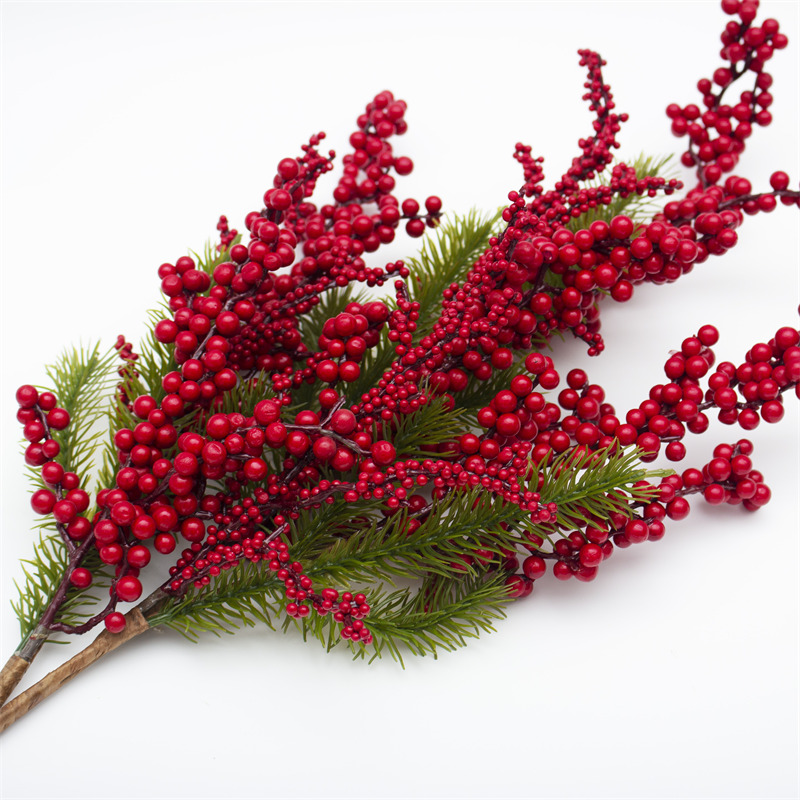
[121, 305, 179, 406]
[380, 394, 465, 459]
[40, 343, 119, 489]
[11, 531, 69, 642]
[361, 574, 512, 664]
[191, 234, 242, 277]
[298, 488, 522, 587]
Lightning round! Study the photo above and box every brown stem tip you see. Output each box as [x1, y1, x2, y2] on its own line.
[0, 608, 150, 734]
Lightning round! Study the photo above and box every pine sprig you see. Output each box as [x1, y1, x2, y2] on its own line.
[39, 343, 119, 488]
[534, 445, 667, 533]
[10, 532, 68, 642]
[150, 564, 283, 641]
[381, 394, 466, 459]
[359, 574, 512, 664]
[147, 444, 667, 660]
[150, 488, 524, 657]
[296, 489, 523, 586]
[278, 571, 513, 665]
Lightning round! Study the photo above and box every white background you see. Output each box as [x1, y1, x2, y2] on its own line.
[1, 2, 798, 798]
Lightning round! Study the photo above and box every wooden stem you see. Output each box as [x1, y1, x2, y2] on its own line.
[0, 609, 150, 734]
[0, 656, 30, 706]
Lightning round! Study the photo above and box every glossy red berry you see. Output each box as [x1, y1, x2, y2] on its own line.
[104, 613, 127, 634]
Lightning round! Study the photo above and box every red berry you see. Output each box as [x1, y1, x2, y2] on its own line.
[154, 533, 176, 554]
[69, 568, 92, 589]
[104, 613, 126, 634]
[116, 576, 142, 602]
[371, 441, 396, 465]
[16, 385, 39, 408]
[31, 489, 56, 515]
[769, 171, 789, 191]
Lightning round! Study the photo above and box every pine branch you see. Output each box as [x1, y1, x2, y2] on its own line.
[380, 394, 466, 459]
[300, 489, 523, 586]
[534, 445, 666, 533]
[360, 574, 512, 664]
[10, 532, 68, 642]
[276, 571, 513, 665]
[40, 343, 119, 488]
[148, 564, 283, 641]
[149, 487, 522, 658]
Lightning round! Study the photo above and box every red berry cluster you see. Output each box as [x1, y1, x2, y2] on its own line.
[500, 315, 797, 587]
[14, 91, 441, 639]
[12, 2, 799, 649]
[215, 215, 238, 251]
[511, 434, 771, 588]
[669, 0, 787, 188]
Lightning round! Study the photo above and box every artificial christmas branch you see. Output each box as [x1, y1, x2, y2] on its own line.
[2, 0, 798, 735]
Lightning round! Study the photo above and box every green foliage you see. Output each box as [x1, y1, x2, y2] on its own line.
[11, 531, 68, 642]
[533, 445, 667, 537]
[39, 343, 119, 490]
[150, 441, 665, 662]
[120, 305, 178, 406]
[295, 488, 522, 587]
[381, 394, 465, 459]
[219, 371, 275, 418]
[149, 564, 283, 641]
[151, 485, 520, 652]
[360, 574, 512, 664]
[12, 527, 110, 643]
